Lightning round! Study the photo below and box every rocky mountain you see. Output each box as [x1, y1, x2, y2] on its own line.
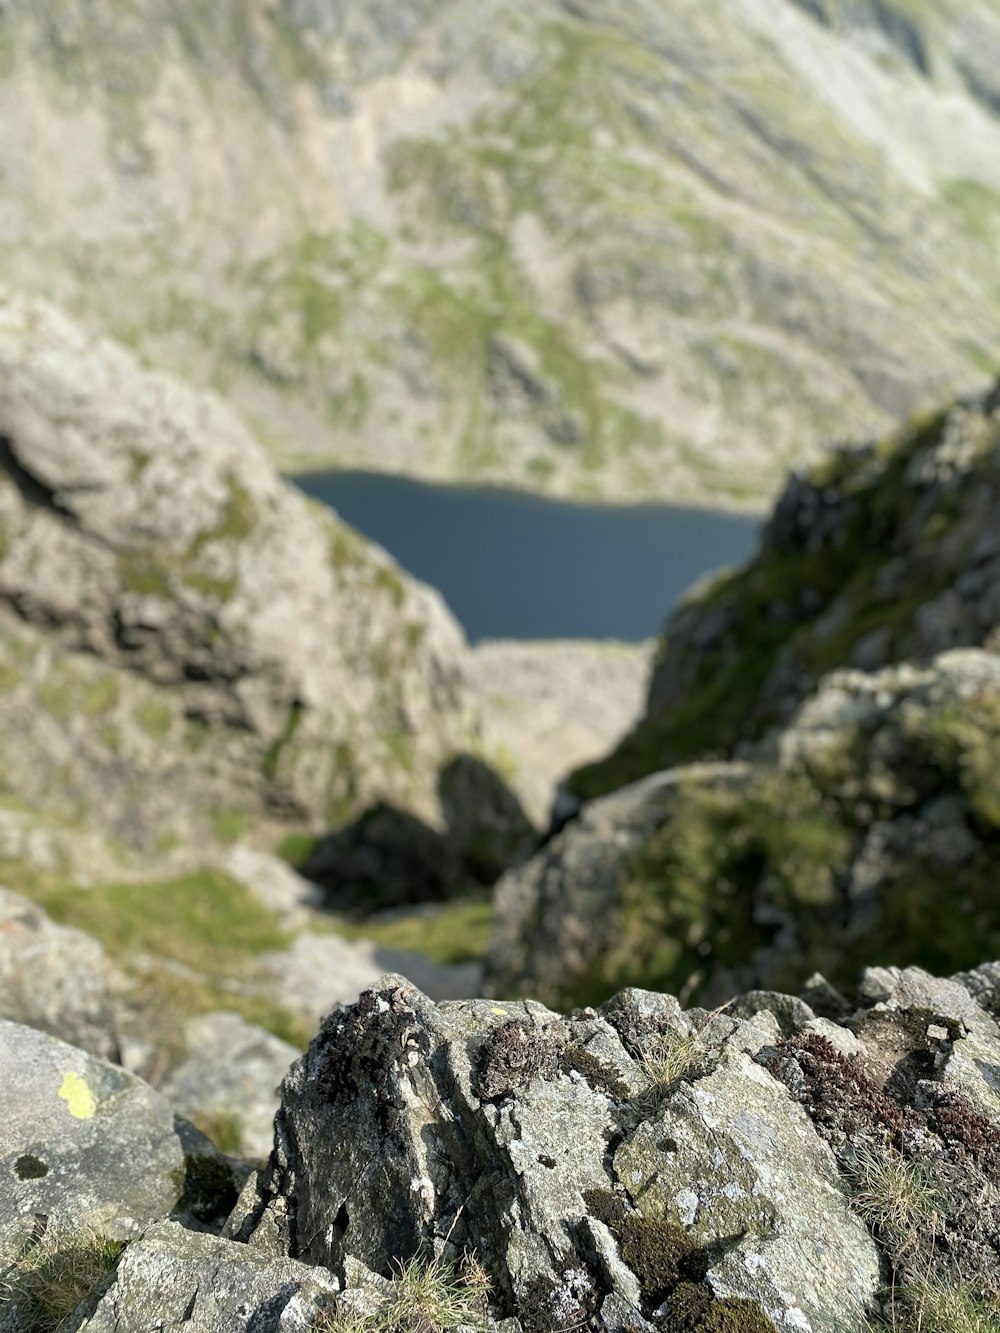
[572, 382, 1000, 801]
[487, 383, 1000, 1007]
[5, 964, 1000, 1332]
[0, 289, 480, 860]
[4, 0, 1000, 505]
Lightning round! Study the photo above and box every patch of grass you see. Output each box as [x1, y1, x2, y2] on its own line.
[276, 830, 320, 867]
[0, 1226, 123, 1332]
[847, 1143, 938, 1252]
[633, 1027, 703, 1114]
[312, 1250, 491, 1333]
[332, 893, 494, 966]
[184, 1109, 245, 1157]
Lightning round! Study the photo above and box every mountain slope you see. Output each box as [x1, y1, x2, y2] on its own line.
[0, 290, 477, 858]
[3, 0, 1000, 504]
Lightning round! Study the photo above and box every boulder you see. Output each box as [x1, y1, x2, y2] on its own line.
[0, 1021, 183, 1242]
[490, 648, 1000, 1008]
[159, 1013, 300, 1161]
[70, 1221, 339, 1333]
[230, 976, 891, 1332]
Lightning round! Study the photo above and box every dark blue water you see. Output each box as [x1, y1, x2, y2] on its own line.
[295, 471, 759, 643]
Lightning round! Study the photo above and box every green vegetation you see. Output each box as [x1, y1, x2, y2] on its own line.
[571, 405, 999, 800]
[332, 893, 494, 966]
[19, 864, 310, 1054]
[311, 1251, 491, 1333]
[0, 1227, 123, 1332]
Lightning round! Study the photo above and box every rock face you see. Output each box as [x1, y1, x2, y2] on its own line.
[4, 2, 1000, 506]
[573, 382, 1000, 799]
[226, 968, 1000, 1332]
[0, 291, 478, 852]
[490, 649, 1000, 1007]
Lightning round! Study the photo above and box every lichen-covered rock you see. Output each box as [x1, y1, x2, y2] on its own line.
[490, 648, 1000, 1008]
[0, 889, 122, 1060]
[228, 975, 894, 1332]
[69, 1221, 339, 1332]
[0, 292, 481, 853]
[0, 1021, 184, 1241]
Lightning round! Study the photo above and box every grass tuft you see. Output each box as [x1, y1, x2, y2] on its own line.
[312, 1249, 491, 1333]
[0, 1226, 123, 1332]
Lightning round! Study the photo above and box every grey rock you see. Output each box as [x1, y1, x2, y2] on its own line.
[230, 976, 898, 1331]
[70, 1221, 339, 1332]
[0, 1021, 183, 1241]
[0, 292, 482, 856]
[160, 1014, 300, 1161]
[0, 890, 121, 1060]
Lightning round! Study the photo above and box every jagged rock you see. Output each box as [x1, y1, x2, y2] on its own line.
[490, 648, 1000, 1007]
[230, 976, 889, 1333]
[5, 3, 1000, 505]
[159, 1013, 300, 1161]
[70, 1221, 339, 1332]
[0, 1021, 184, 1241]
[0, 889, 121, 1060]
[0, 291, 481, 855]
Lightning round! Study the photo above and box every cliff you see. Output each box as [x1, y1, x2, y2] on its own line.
[0, 289, 479, 857]
[3, 1, 1000, 504]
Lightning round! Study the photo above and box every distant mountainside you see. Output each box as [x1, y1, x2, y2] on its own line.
[4, 0, 1000, 505]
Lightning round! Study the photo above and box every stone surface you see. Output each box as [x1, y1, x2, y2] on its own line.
[490, 648, 1000, 1007]
[159, 1013, 299, 1161]
[0, 1021, 183, 1241]
[70, 1221, 338, 1332]
[0, 889, 121, 1060]
[228, 976, 890, 1331]
[4, 3, 1000, 506]
[574, 384, 1000, 798]
[0, 291, 481, 856]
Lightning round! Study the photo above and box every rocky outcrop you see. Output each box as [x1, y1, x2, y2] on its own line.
[0, 291, 479, 853]
[573, 381, 1000, 799]
[5, 966, 1000, 1331]
[490, 648, 1000, 1008]
[4, 2, 1000, 505]
[227, 967, 1000, 1332]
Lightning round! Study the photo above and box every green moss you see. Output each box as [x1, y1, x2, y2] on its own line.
[614, 1215, 708, 1304]
[135, 697, 173, 741]
[118, 554, 172, 598]
[211, 808, 248, 844]
[697, 1299, 780, 1332]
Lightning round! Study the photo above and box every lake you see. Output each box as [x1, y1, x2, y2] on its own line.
[295, 471, 760, 643]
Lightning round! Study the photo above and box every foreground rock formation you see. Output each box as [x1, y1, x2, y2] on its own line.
[4, 964, 1000, 1331]
[0, 290, 481, 856]
[4, 1, 1000, 504]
